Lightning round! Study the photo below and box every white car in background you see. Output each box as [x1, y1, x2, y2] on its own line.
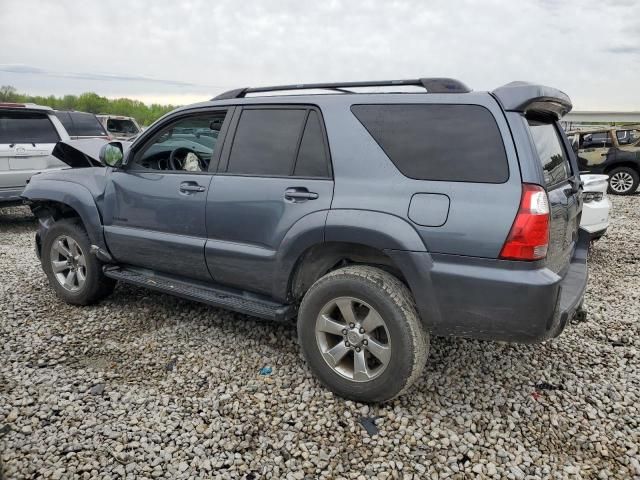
[0, 103, 68, 205]
[580, 174, 611, 240]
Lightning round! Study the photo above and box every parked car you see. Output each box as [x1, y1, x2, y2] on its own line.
[0, 103, 68, 205]
[580, 174, 611, 240]
[96, 114, 141, 141]
[53, 111, 110, 140]
[566, 127, 640, 195]
[22, 78, 587, 402]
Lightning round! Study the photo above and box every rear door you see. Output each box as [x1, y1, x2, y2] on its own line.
[205, 105, 334, 295]
[0, 110, 63, 188]
[527, 119, 581, 273]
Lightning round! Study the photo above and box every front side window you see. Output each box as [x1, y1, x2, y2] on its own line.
[351, 104, 509, 183]
[528, 120, 571, 186]
[132, 112, 227, 172]
[0, 111, 60, 144]
[226, 108, 331, 177]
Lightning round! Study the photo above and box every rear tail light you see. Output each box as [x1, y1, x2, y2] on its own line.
[499, 184, 550, 261]
[583, 191, 603, 203]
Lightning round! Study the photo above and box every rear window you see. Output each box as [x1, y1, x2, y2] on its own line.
[527, 120, 571, 186]
[0, 111, 60, 144]
[351, 104, 509, 183]
[107, 118, 139, 134]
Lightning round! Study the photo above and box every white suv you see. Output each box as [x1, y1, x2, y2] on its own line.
[0, 103, 69, 205]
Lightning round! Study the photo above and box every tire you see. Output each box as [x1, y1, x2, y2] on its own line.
[607, 166, 639, 195]
[297, 265, 429, 403]
[41, 219, 115, 305]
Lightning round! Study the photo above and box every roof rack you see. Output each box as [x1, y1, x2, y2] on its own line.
[212, 77, 471, 100]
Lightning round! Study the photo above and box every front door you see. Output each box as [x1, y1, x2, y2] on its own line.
[102, 109, 231, 281]
[205, 106, 334, 295]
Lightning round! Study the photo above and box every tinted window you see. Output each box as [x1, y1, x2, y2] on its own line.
[528, 120, 571, 186]
[351, 104, 508, 183]
[227, 109, 307, 176]
[53, 111, 73, 133]
[69, 112, 106, 137]
[294, 111, 330, 177]
[0, 111, 59, 144]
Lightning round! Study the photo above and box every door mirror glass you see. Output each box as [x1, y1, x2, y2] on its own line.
[100, 142, 124, 167]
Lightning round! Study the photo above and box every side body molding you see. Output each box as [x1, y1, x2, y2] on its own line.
[21, 179, 107, 250]
[325, 209, 428, 252]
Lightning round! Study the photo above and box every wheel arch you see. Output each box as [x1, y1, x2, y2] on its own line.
[22, 179, 107, 251]
[604, 161, 640, 175]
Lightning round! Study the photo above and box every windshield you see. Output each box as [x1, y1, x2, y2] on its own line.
[107, 118, 139, 134]
[616, 129, 640, 145]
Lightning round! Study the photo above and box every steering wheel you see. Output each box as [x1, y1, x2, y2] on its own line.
[169, 147, 204, 171]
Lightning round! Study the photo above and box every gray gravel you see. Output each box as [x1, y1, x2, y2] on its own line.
[1, 196, 639, 479]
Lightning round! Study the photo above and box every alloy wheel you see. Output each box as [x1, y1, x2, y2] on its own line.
[610, 171, 634, 193]
[50, 235, 87, 292]
[315, 296, 391, 382]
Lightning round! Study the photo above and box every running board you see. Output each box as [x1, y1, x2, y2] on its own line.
[103, 266, 296, 322]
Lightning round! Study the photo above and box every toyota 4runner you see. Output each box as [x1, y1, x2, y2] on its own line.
[22, 78, 588, 402]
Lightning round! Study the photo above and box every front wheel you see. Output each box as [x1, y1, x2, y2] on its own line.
[41, 219, 115, 305]
[297, 265, 429, 403]
[607, 166, 639, 195]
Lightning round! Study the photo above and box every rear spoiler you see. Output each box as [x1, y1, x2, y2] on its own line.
[492, 81, 572, 120]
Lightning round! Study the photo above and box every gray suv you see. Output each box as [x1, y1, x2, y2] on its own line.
[22, 78, 588, 402]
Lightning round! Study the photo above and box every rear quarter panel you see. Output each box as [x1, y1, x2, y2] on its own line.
[320, 93, 522, 257]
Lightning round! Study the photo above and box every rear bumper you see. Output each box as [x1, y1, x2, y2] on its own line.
[581, 197, 611, 238]
[386, 229, 589, 343]
[0, 186, 25, 204]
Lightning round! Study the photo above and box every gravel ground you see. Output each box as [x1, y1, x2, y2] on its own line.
[1, 196, 639, 480]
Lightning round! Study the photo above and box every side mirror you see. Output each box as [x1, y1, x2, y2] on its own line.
[99, 142, 124, 167]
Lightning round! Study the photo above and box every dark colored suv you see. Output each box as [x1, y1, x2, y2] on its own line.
[22, 78, 588, 402]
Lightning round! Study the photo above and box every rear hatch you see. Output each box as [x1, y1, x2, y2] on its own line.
[0, 109, 61, 188]
[526, 118, 582, 274]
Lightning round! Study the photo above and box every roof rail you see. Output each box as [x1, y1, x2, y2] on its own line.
[212, 77, 471, 100]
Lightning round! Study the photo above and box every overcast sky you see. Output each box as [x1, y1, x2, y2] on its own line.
[1, 0, 638, 109]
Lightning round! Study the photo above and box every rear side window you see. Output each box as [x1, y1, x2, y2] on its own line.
[0, 111, 60, 144]
[351, 104, 509, 183]
[527, 120, 571, 186]
[294, 111, 330, 177]
[226, 108, 331, 177]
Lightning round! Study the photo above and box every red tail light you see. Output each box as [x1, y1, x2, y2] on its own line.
[499, 184, 550, 261]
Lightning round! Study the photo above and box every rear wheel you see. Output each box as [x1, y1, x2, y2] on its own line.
[41, 219, 115, 305]
[607, 167, 639, 195]
[297, 265, 428, 403]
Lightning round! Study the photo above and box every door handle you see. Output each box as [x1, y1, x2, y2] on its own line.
[179, 182, 205, 193]
[284, 188, 319, 201]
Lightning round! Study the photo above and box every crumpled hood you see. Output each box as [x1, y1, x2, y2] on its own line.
[51, 139, 132, 168]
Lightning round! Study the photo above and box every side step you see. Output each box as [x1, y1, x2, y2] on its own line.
[103, 266, 296, 322]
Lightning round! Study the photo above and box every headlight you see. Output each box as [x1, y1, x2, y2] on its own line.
[583, 191, 603, 203]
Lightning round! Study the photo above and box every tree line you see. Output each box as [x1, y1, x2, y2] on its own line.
[0, 85, 176, 126]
